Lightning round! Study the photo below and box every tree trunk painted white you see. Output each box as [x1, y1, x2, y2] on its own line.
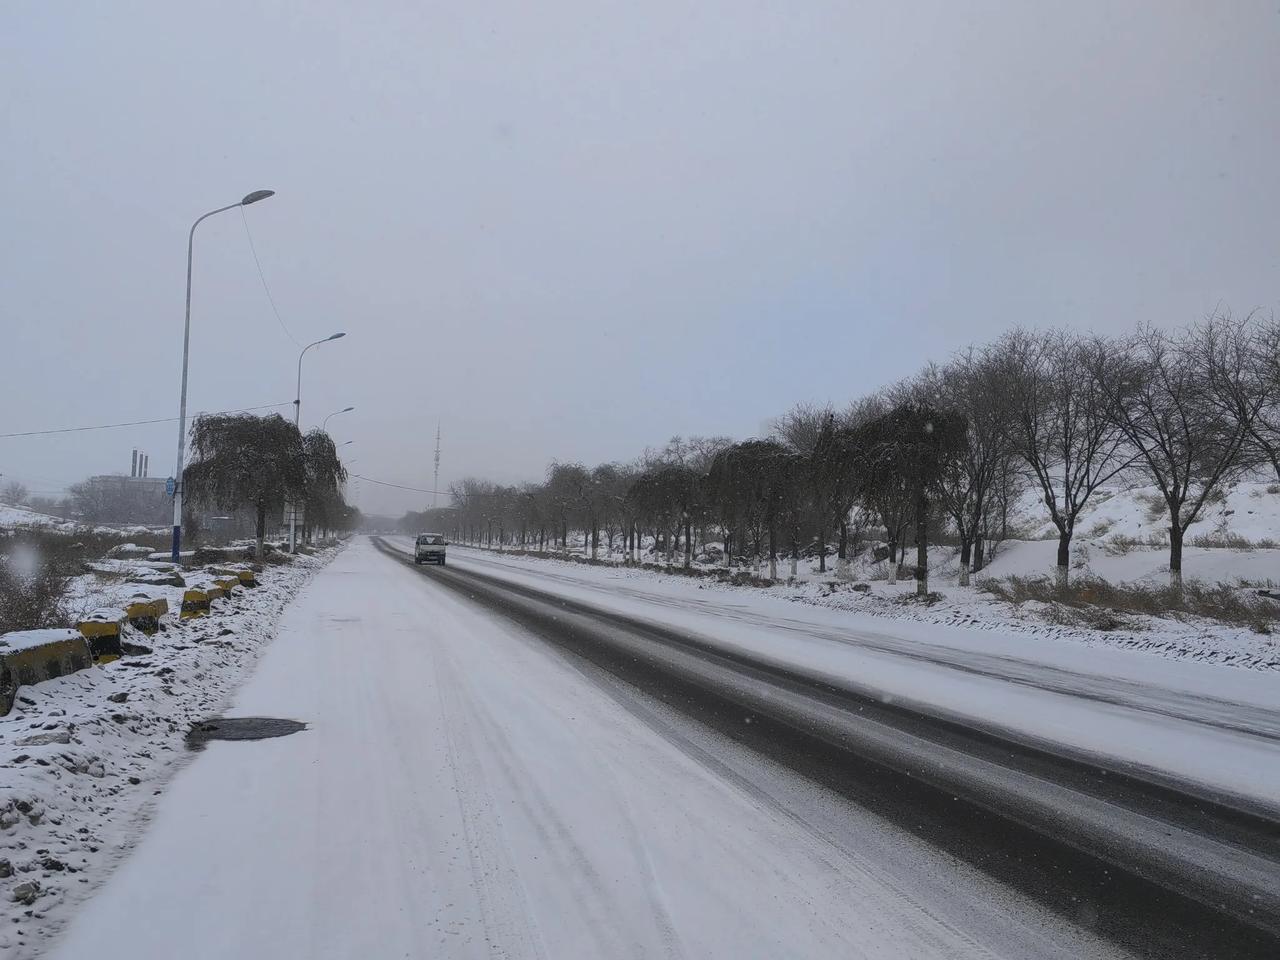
[789, 555, 798, 579]
[887, 561, 897, 585]
[836, 556, 851, 581]
[769, 556, 777, 580]
[959, 565, 970, 587]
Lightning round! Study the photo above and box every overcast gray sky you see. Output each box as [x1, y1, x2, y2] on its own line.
[2, 1, 1277, 516]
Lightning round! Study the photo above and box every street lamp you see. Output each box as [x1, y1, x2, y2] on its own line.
[288, 332, 346, 553]
[171, 189, 275, 563]
[294, 333, 346, 428]
[322, 406, 355, 432]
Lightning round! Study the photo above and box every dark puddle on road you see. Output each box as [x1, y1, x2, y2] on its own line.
[186, 717, 307, 750]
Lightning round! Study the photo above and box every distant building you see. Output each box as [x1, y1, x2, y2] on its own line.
[77, 475, 170, 525]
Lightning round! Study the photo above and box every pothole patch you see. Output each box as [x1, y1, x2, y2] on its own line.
[186, 717, 307, 750]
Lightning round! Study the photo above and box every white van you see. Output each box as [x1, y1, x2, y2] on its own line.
[414, 533, 447, 565]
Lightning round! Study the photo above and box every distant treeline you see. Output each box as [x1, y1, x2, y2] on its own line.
[403, 313, 1280, 592]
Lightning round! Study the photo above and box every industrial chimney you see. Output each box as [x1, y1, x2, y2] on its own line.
[132, 449, 138, 478]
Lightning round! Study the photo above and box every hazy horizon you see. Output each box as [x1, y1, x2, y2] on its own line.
[3, 1, 1277, 516]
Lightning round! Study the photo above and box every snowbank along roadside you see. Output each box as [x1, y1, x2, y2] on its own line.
[0, 545, 338, 959]
[449, 541, 1279, 672]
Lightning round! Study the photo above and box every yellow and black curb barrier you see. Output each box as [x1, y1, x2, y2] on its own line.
[1, 630, 94, 715]
[213, 576, 240, 595]
[125, 598, 169, 635]
[210, 564, 258, 589]
[77, 612, 124, 662]
[181, 588, 212, 618]
[2, 556, 264, 713]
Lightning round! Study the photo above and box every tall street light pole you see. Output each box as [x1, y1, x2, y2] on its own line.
[290, 332, 346, 551]
[322, 406, 355, 432]
[294, 333, 346, 428]
[171, 189, 275, 564]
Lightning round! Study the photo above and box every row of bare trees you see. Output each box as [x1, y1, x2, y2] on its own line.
[410, 312, 1280, 591]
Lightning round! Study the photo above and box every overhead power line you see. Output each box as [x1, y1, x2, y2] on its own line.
[240, 206, 301, 348]
[0, 402, 294, 440]
[350, 474, 503, 502]
[351, 474, 450, 496]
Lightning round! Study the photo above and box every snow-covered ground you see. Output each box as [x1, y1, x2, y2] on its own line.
[0, 504, 80, 534]
[1019, 479, 1280, 546]
[0, 548, 336, 958]
[391, 539, 1280, 811]
[453, 484, 1280, 673]
[0, 502, 163, 538]
[451, 540, 1280, 671]
[43, 539, 1127, 959]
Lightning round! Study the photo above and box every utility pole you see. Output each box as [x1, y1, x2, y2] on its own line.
[432, 422, 441, 508]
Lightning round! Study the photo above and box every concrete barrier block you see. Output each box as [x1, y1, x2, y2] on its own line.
[1, 629, 94, 715]
[181, 588, 211, 618]
[125, 598, 168, 634]
[129, 569, 186, 588]
[76, 610, 124, 662]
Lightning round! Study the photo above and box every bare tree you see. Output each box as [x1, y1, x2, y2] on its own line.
[1, 481, 29, 506]
[66, 479, 114, 524]
[26, 495, 70, 518]
[923, 353, 1017, 585]
[812, 421, 863, 578]
[545, 462, 589, 551]
[771, 402, 834, 455]
[586, 463, 630, 559]
[1105, 317, 1266, 586]
[998, 329, 1132, 586]
[1246, 313, 1280, 481]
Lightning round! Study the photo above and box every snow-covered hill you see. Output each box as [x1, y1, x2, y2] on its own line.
[0, 502, 79, 533]
[1011, 480, 1280, 548]
[0, 502, 164, 538]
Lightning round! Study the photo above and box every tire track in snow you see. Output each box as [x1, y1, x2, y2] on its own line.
[547, 651, 1003, 960]
[452, 548, 1280, 744]
[432, 647, 549, 959]
[455, 677, 684, 960]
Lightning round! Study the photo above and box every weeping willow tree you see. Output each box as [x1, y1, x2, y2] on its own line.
[183, 413, 307, 557]
[853, 404, 967, 597]
[302, 429, 349, 541]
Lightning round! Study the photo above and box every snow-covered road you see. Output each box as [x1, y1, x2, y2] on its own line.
[47, 538, 1130, 960]
[413, 541, 1280, 810]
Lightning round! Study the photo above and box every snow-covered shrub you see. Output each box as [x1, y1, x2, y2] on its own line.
[978, 574, 1278, 632]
